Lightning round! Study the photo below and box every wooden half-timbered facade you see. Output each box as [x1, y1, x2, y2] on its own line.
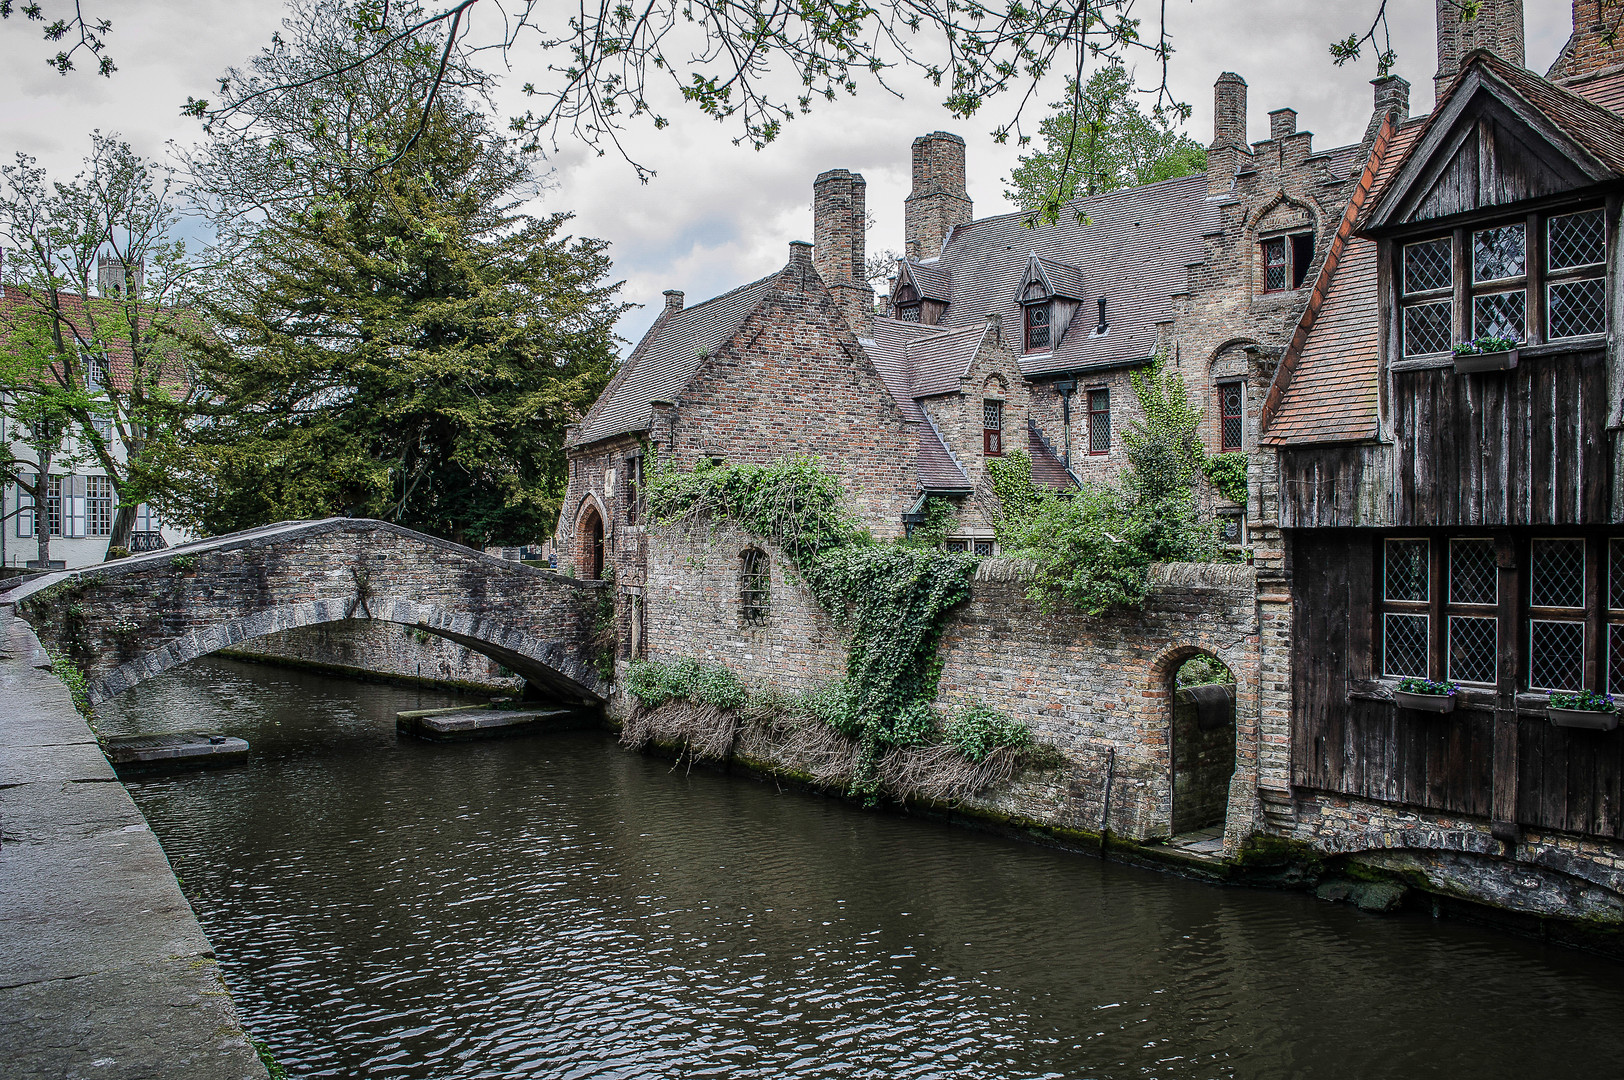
[1261, 33, 1624, 913]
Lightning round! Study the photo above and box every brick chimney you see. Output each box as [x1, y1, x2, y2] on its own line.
[813, 168, 875, 334]
[904, 132, 972, 261]
[1207, 73, 1250, 193]
[1435, 0, 1525, 102]
[1548, 1, 1624, 83]
[1366, 75, 1411, 142]
[663, 289, 684, 313]
[1268, 108, 1297, 141]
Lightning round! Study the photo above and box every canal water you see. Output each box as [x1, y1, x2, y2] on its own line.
[100, 657, 1624, 1079]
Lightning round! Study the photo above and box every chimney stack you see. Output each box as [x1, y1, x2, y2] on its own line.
[1548, 1, 1624, 83]
[904, 131, 972, 261]
[663, 289, 684, 313]
[1435, 0, 1525, 102]
[1207, 73, 1250, 193]
[813, 168, 875, 334]
[1366, 75, 1411, 141]
[1268, 108, 1297, 141]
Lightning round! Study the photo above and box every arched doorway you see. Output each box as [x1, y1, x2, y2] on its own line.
[577, 503, 605, 579]
[1169, 653, 1237, 836]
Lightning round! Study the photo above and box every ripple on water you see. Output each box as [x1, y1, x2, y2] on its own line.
[106, 657, 1624, 1080]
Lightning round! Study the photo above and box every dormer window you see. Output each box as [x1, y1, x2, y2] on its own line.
[894, 282, 920, 322]
[1399, 207, 1606, 358]
[1024, 303, 1050, 353]
[1261, 232, 1314, 293]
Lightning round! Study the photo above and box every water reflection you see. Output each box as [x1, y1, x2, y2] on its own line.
[102, 656, 1624, 1079]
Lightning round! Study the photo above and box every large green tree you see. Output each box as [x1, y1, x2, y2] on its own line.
[168, 2, 626, 546]
[1004, 64, 1206, 219]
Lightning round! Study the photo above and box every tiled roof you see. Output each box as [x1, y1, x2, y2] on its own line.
[573, 275, 775, 446]
[908, 323, 987, 397]
[1032, 256, 1089, 300]
[1563, 66, 1624, 114]
[915, 172, 1219, 378]
[917, 411, 969, 489]
[1027, 419, 1077, 490]
[1264, 117, 1423, 446]
[0, 287, 191, 395]
[905, 260, 952, 302]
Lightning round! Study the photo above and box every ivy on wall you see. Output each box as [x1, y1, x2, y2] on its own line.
[644, 453, 1025, 798]
[987, 361, 1226, 614]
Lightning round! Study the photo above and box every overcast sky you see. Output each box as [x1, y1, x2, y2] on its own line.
[0, 1, 1573, 351]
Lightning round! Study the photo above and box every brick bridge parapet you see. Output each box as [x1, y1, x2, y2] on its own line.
[1, 518, 608, 704]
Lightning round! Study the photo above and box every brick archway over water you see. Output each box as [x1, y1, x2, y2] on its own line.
[3, 518, 608, 704]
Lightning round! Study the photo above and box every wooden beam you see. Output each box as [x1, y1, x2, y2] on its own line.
[1491, 531, 1522, 846]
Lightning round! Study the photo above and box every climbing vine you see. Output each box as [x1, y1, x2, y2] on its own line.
[1201, 451, 1249, 505]
[646, 454, 1022, 798]
[989, 361, 1224, 614]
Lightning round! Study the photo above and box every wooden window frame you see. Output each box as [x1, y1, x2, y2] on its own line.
[982, 398, 1005, 457]
[1086, 387, 1110, 455]
[1260, 232, 1314, 294]
[625, 453, 642, 525]
[1023, 301, 1051, 354]
[1395, 205, 1608, 359]
[1218, 381, 1244, 452]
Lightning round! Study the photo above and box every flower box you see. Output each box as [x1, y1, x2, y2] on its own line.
[1394, 689, 1456, 713]
[1452, 348, 1518, 374]
[1548, 707, 1619, 732]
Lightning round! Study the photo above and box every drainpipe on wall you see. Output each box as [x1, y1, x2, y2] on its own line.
[1053, 379, 1076, 468]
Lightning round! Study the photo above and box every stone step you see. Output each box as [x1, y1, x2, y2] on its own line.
[103, 732, 249, 773]
[395, 705, 590, 742]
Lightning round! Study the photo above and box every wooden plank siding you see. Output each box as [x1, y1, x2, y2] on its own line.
[1290, 531, 1624, 835]
[1391, 352, 1610, 526]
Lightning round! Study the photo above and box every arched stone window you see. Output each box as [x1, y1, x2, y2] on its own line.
[740, 548, 770, 625]
[577, 502, 605, 579]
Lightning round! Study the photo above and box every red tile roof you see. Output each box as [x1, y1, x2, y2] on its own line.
[0, 286, 191, 396]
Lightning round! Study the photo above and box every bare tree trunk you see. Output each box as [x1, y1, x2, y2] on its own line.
[32, 450, 52, 569]
[105, 501, 137, 555]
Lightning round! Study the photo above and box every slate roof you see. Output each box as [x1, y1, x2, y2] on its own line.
[573, 275, 775, 446]
[908, 324, 988, 396]
[917, 411, 970, 489]
[901, 172, 1230, 379]
[1030, 256, 1090, 300]
[904, 260, 952, 302]
[861, 317, 971, 489]
[1026, 419, 1076, 490]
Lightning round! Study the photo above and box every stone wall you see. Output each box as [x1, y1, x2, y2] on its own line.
[227, 619, 523, 693]
[637, 523, 1261, 843]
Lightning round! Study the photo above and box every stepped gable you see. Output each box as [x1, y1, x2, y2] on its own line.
[916, 172, 1218, 377]
[571, 275, 775, 446]
[1025, 419, 1075, 490]
[1264, 118, 1426, 445]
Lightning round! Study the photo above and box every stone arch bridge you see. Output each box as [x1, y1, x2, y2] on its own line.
[1, 518, 608, 704]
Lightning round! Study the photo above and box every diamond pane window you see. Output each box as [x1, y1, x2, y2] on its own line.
[1404, 238, 1452, 294]
[1531, 538, 1585, 608]
[1088, 389, 1110, 454]
[1612, 539, 1624, 611]
[1473, 290, 1526, 341]
[1262, 237, 1287, 292]
[1449, 616, 1498, 685]
[1449, 539, 1497, 605]
[973, 539, 995, 557]
[1384, 613, 1430, 679]
[1529, 620, 1585, 692]
[1548, 277, 1606, 339]
[1473, 224, 1525, 281]
[983, 398, 1004, 456]
[1549, 209, 1606, 270]
[1385, 539, 1429, 602]
[1612, 624, 1624, 696]
[1219, 382, 1244, 452]
[1025, 303, 1050, 352]
[1403, 301, 1453, 356]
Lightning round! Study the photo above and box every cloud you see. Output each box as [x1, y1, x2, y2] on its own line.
[0, 1, 1574, 350]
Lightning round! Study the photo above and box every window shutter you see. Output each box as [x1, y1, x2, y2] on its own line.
[66, 475, 87, 538]
[16, 475, 35, 538]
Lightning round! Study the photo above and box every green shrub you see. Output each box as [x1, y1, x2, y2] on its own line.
[625, 658, 747, 711]
[1201, 451, 1248, 504]
[941, 704, 1033, 762]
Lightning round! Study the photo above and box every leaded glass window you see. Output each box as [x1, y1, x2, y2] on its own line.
[1449, 616, 1498, 685]
[1024, 303, 1050, 352]
[1473, 289, 1525, 341]
[1087, 389, 1110, 454]
[1530, 538, 1585, 609]
[1385, 613, 1430, 679]
[1385, 539, 1429, 602]
[1530, 620, 1586, 692]
[1404, 238, 1452, 293]
[740, 548, 770, 626]
[1549, 208, 1606, 271]
[1449, 539, 1496, 605]
[1219, 382, 1244, 452]
[1403, 301, 1453, 357]
[1473, 224, 1525, 282]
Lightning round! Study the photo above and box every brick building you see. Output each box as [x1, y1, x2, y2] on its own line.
[556, 0, 1624, 928]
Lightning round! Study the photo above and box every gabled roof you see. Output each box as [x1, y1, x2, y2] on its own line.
[1261, 113, 1421, 445]
[896, 259, 951, 303]
[909, 172, 1223, 378]
[908, 323, 988, 397]
[0, 286, 192, 397]
[1018, 254, 1089, 301]
[917, 410, 969, 490]
[1364, 50, 1624, 231]
[573, 275, 775, 446]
